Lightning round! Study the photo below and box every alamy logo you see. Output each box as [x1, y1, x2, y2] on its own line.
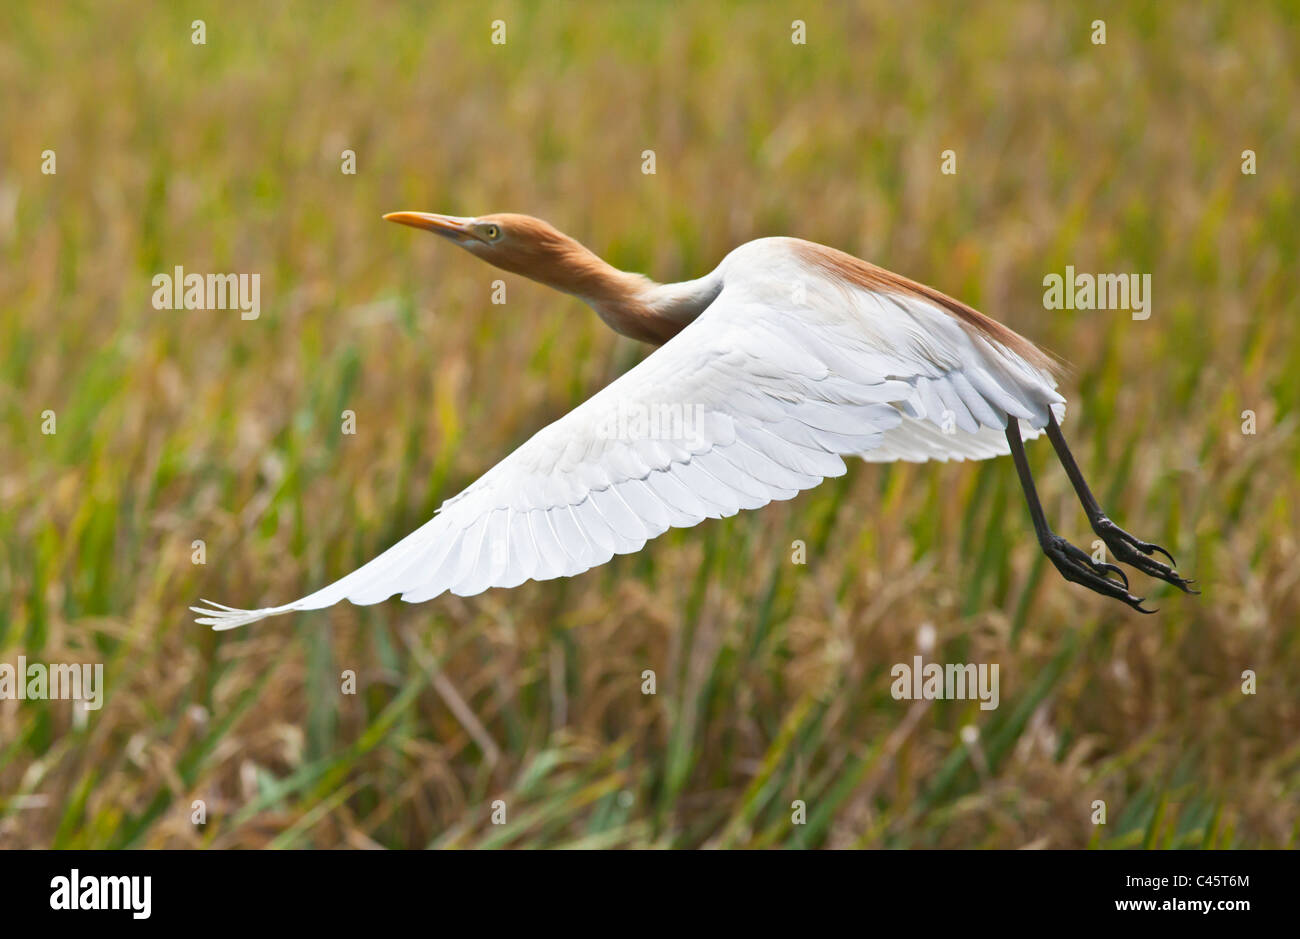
[594, 400, 708, 445]
[0, 657, 103, 710]
[50, 869, 151, 919]
[151, 266, 260, 320]
[1042, 266, 1151, 320]
[890, 655, 999, 710]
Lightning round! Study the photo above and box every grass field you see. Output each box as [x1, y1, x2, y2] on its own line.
[2, 0, 1298, 849]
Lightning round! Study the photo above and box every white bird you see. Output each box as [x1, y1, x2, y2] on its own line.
[194, 213, 1194, 629]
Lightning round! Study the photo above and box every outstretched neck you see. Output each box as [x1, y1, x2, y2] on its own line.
[546, 241, 723, 345]
[586, 271, 723, 345]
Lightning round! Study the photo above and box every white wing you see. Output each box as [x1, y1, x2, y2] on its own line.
[194, 243, 1063, 629]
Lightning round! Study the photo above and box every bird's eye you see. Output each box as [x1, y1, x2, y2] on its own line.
[482, 224, 502, 242]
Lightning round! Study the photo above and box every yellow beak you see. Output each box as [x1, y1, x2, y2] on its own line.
[383, 211, 476, 241]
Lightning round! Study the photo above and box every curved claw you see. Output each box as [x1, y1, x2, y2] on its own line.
[1099, 562, 1129, 589]
[1113, 586, 1156, 615]
[1145, 542, 1177, 566]
[1132, 554, 1198, 594]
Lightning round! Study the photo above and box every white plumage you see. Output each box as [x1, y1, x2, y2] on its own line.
[194, 235, 1064, 630]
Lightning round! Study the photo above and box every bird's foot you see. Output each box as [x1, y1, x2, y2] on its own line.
[1042, 532, 1156, 613]
[1092, 516, 1199, 594]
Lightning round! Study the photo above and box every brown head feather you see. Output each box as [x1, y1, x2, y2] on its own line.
[466, 214, 681, 344]
[467, 214, 641, 301]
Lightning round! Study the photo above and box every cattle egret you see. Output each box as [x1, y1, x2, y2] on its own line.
[193, 213, 1195, 629]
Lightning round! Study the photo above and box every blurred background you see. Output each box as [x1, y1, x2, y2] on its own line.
[1, 0, 1297, 848]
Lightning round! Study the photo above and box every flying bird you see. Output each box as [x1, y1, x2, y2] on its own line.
[193, 213, 1195, 629]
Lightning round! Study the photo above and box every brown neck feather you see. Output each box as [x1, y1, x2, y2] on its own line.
[544, 244, 683, 344]
[484, 217, 710, 344]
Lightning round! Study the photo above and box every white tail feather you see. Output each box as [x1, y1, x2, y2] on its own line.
[190, 599, 295, 630]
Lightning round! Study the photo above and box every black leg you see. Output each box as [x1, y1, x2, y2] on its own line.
[1006, 417, 1156, 613]
[1044, 413, 1198, 595]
